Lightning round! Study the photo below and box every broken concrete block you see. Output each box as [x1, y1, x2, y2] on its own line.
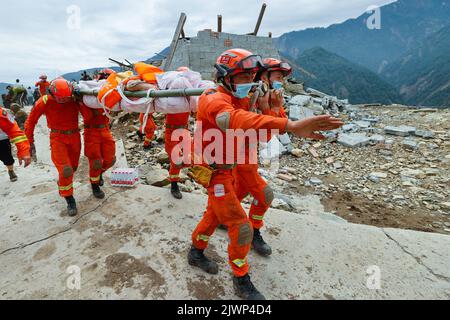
[145, 168, 170, 187]
[271, 198, 291, 211]
[278, 133, 292, 146]
[342, 124, 358, 132]
[307, 147, 320, 158]
[260, 136, 286, 160]
[355, 121, 371, 129]
[289, 105, 315, 121]
[309, 177, 323, 186]
[402, 139, 419, 150]
[333, 162, 343, 170]
[440, 202, 450, 210]
[415, 130, 435, 139]
[338, 133, 371, 148]
[370, 135, 386, 144]
[400, 169, 426, 180]
[289, 95, 312, 107]
[291, 149, 303, 158]
[361, 117, 380, 124]
[370, 172, 388, 180]
[384, 125, 416, 137]
[157, 150, 170, 164]
[277, 174, 295, 182]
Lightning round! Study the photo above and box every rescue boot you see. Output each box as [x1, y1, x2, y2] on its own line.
[233, 274, 266, 300]
[170, 182, 183, 200]
[91, 184, 105, 199]
[65, 196, 78, 217]
[188, 246, 219, 275]
[8, 170, 18, 182]
[136, 130, 145, 140]
[99, 173, 104, 187]
[252, 229, 272, 257]
[143, 144, 152, 150]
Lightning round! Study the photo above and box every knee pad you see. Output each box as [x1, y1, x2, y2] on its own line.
[62, 166, 73, 178]
[237, 222, 253, 246]
[93, 159, 103, 170]
[263, 185, 274, 206]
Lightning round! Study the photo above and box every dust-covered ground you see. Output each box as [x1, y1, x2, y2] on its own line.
[113, 105, 450, 235]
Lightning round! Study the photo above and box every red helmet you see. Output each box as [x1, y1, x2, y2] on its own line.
[97, 69, 115, 80]
[263, 58, 292, 77]
[49, 78, 74, 103]
[39, 74, 48, 80]
[215, 48, 264, 79]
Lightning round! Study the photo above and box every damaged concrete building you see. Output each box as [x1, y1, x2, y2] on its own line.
[161, 4, 280, 80]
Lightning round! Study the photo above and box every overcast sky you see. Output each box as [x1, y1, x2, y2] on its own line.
[0, 0, 395, 85]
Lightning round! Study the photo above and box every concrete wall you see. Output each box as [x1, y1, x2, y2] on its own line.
[168, 30, 280, 80]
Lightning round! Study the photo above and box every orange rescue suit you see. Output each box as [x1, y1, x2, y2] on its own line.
[191, 86, 288, 277]
[139, 113, 157, 147]
[35, 81, 50, 97]
[233, 94, 288, 230]
[165, 112, 190, 182]
[80, 104, 116, 185]
[0, 107, 30, 159]
[25, 95, 81, 197]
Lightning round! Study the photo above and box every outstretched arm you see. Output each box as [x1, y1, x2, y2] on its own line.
[24, 98, 45, 144]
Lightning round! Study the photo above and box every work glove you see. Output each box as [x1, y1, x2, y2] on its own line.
[30, 143, 37, 162]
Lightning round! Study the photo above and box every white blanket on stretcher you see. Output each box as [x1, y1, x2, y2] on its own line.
[79, 70, 215, 114]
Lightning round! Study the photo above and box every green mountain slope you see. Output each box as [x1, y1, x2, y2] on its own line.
[289, 47, 402, 104]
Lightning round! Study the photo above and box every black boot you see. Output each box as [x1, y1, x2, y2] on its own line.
[171, 182, 183, 200]
[92, 184, 105, 199]
[65, 196, 78, 217]
[188, 246, 219, 275]
[233, 274, 266, 300]
[8, 170, 18, 182]
[143, 144, 152, 150]
[99, 173, 104, 187]
[252, 229, 272, 257]
[136, 130, 145, 140]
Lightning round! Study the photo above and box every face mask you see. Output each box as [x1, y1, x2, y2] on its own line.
[232, 83, 256, 99]
[272, 81, 284, 90]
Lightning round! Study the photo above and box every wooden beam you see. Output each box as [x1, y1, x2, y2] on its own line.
[218, 15, 222, 33]
[253, 3, 267, 36]
[164, 13, 187, 71]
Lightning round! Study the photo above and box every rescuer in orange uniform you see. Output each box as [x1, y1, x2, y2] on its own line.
[138, 113, 157, 150]
[165, 111, 190, 199]
[0, 106, 31, 181]
[25, 78, 82, 217]
[78, 67, 116, 198]
[164, 66, 192, 199]
[188, 49, 344, 300]
[35, 75, 51, 97]
[232, 58, 293, 257]
[79, 103, 116, 199]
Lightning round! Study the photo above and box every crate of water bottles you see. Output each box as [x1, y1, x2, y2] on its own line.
[110, 168, 140, 187]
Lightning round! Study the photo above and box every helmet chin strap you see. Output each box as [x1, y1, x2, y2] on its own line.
[219, 76, 235, 93]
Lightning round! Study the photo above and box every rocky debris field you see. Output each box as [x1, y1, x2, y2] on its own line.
[112, 85, 450, 235]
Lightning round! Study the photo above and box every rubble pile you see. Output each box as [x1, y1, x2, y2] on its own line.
[115, 83, 450, 234]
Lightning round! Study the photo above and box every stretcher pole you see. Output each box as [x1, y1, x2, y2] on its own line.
[76, 88, 207, 98]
